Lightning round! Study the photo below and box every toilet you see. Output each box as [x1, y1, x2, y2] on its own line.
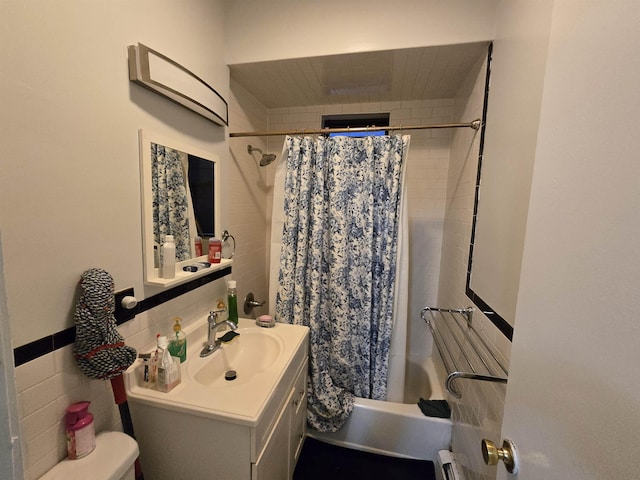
[40, 431, 139, 480]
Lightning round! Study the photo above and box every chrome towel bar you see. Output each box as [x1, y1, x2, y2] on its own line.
[422, 306, 508, 398]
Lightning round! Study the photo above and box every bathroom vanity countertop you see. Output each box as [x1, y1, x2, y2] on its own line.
[124, 317, 309, 427]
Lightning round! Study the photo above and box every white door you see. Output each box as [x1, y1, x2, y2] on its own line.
[494, 2, 640, 479]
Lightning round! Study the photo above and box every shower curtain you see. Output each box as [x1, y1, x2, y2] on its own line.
[272, 134, 409, 432]
[151, 143, 190, 261]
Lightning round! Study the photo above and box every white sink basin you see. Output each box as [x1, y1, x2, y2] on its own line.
[124, 317, 309, 426]
[189, 328, 284, 387]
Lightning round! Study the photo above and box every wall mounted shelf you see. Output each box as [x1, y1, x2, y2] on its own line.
[422, 306, 508, 398]
[146, 257, 232, 288]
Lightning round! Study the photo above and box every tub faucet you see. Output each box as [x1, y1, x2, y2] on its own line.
[200, 309, 238, 357]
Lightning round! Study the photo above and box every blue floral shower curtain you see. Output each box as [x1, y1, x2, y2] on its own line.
[151, 143, 191, 261]
[275, 134, 409, 432]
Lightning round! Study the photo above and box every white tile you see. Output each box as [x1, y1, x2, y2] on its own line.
[53, 345, 76, 374]
[24, 423, 61, 471]
[15, 352, 56, 393]
[20, 401, 60, 443]
[19, 374, 65, 417]
[25, 448, 59, 480]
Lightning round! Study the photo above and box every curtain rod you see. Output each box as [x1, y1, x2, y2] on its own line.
[229, 119, 482, 138]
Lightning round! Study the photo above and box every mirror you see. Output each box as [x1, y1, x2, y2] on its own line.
[465, 45, 522, 341]
[138, 129, 224, 286]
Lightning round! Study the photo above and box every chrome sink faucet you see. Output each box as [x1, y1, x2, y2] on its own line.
[200, 309, 238, 358]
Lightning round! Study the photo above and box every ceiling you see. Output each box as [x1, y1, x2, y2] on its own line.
[229, 42, 489, 109]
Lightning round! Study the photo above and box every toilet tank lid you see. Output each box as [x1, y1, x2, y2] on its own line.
[41, 431, 139, 480]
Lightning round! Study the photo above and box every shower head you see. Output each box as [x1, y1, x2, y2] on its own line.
[259, 153, 277, 166]
[248, 145, 277, 166]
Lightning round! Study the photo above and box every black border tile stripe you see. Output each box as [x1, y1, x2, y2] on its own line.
[13, 266, 231, 367]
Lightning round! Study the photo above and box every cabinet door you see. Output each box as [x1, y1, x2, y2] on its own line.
[289, 366, 307, 467]
[252, 388, 292, 480]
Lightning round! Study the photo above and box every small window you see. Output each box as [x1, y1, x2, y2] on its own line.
[322, 113, 390, 137]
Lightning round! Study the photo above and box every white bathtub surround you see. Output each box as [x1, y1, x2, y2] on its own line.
[404, 353, 441, 403]
[309, 355, 451, 462]
[386, 173, 409, 403]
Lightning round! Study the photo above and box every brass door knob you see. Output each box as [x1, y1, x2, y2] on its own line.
[481, 438, 519, 474]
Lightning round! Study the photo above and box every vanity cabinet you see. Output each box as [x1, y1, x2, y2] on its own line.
[252, 359, 307, 480]
[127, 320, 309, 480]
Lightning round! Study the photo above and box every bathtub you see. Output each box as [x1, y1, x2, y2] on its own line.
[307, 355, 452, 462]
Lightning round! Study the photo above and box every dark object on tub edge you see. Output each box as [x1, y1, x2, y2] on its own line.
[418, 398, 451, 418]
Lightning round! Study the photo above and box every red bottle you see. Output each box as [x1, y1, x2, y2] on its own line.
[208, 238, 222, 263]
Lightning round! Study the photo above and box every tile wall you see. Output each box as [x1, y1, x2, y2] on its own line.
[226, 80, 271, 313]
[15, 279, 227, 480]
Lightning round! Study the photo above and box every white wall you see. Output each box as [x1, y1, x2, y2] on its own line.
[437, 1, 556, 477]
[224, 0, 498, 64]
[0, 0, 229, 348]
[470, 0, 554, 325]
[500, 1, 640, 478]
[1, 1, 274, 477]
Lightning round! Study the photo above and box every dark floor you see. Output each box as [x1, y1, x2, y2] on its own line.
[293, 437, 436, 480]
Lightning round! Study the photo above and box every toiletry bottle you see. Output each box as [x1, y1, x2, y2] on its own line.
[227, 281, 238, 326]
[139, 352, 155, 388]
[150, 334, 162, 384]
[156, 335, 181, 392]
[216, 298, 227, 320]
[65, 401, 96, 459]
[161, 235, 176, 279]
[194, 235, 203, 257]
[168, 317, 187, 363]
[208, 237, 222, 264]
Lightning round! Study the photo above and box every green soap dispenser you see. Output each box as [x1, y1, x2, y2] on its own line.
[227, 281, 238, 326]
[167, 317, 187, 363]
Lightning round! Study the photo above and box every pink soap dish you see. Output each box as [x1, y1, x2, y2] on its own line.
[256, 315, 275, 328]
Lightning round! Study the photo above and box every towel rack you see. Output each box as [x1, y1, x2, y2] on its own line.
[422, 306, 508, 398]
